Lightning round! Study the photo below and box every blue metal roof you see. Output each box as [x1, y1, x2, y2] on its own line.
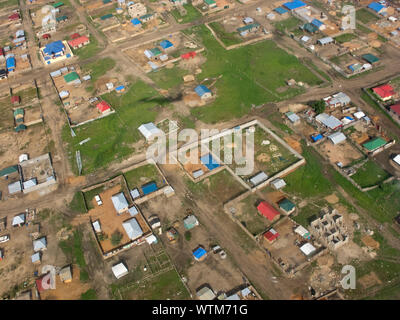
[141, 182, 157, 195]
[6, 57, 15, 69]
[368, 2, 385, 13]
[193, 247, 207, 259]
[194, 85, 211, 97]
[200, 153, 220, 171]
[311, 18, 324, 28]
[274, 7, 288, 14]
[160, 39, 173, 49]
[283, 0, 307, 10]
[43, 40, 65, 55]
[115, 85, 125, 91]
[311, 134, 323, 142]
[131, 18, 141, 25]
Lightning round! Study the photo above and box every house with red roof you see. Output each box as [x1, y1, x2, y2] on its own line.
[257, 201, 280, 222]
[8, 13, 20, 21]
[264, 228, 279, 243]
[390, 103, 400, 119]
[96, 101, 111, 114]
[42, 33, 51, 40]
[181, 51, 196, 60]
[11, 95, 20, 105]
[70, 33, 81, 40]
[372, 84, 395, 101]
[68, 36, 90, 50]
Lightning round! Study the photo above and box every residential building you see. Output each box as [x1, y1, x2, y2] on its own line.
[257, 201, 280, 222]
[111, 192, 129, 213]
[112, 262, 129, 279]
[138, 122, 163, 141]
[194, 85, 212, 99]
[68, 36, 90, 50]
[372, 84, 395, 101]
[327, 132, 346, 145]
[122, 217, 143, 240]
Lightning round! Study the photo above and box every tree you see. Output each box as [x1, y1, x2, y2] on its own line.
[311, 100, 326, 114]
[111, 231, 123, 246]
[184, 231, 192, 241]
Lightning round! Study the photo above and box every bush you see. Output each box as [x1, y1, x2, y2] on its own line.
[184, 231, 192, 241]
[310, 100, 326, 114]
[111, 231, 123, 246]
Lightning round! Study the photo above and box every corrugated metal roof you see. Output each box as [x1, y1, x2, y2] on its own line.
[327, 132, 346, 145]
[250, 171, 268, 186]
[111, 192, 129, 212]
[122, 217, 143, 240]
[8, 181, 22, 194]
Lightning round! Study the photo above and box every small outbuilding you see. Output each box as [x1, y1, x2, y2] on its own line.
[112, 262, 129, 279]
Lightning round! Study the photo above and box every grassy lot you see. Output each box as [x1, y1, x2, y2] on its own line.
[238, 193, 271, 235]
[124, 163, 165, 190]
[364, 280, 400, 300]
[59, 229, 89, 282]
[171, 4, 202, 24]
[356, 8, 380, 24]
[356, 23, 372, 35]
[82, 57, 116, 83]
[0, 0, 18, 9]
[69, 191, 87, 213]
[274, 17, 303, 33]
[334, 33, 358, 43]
[71, 35, 101, 60]
[292, 200, 327, 226]
[83, 185, 106, 210]
[0, 96, 14, 131]
[208, 22, 242, 47]
[207, 170, 246, 203]
[80, 288, 97, 300]
[148, 65, 186, 90]
[185, 25, 321, 123]
[351, 160, 390, 188]
[62, 81, 163, 173]
[284, 143, 333, 198]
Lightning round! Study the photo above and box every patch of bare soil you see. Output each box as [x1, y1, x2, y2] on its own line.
[324, 194, 339, 204]
[358, 271, 382, 289]
[284, 136, 302, 154]
[361, 235, 380, 250]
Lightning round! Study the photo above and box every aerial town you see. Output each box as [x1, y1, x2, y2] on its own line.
[0, 0, 399, 303]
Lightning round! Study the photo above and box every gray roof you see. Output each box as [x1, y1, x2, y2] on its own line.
[33, 237, 47, 252]
[130, 188, 140, 199]
[315, 113, 342, 129]
[193, 169, 204, 179]
[197, 286, 216, 300]
[112, 262, 128, 279]
[12, 213, 25, 226]
[23, 178, 37, 190]
[328, 132, 346, 145]
[111, 192, 129, 212]
[286, 111, 300, 123]
[59, 266, 72, 281]
[327, 92, 351, 106]
[8, 181, 22, 194]
[122, 217, 143, 240]
[31, 252, 41, 263]
[249, 171, 268, 186]
[318, 36, 334, 45]
[92, 220, 101, 232]
[271, 178, 286, 189]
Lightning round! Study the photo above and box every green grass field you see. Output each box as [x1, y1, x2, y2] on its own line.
[356, 8, 380, 24]
[124, 163, 165, 190]
[80, 289, 97, 300]
[208, 22, 242, 47]
[148, 65, 186, 90]
[334, 33, 358, 43]
[62, 81, 164, 174]
[185, 25, 321, 123]
[69, 191, 87, 213]
[351, 160, 390, 188]
[82, 57, 116, 83]
[238, 193, 271, 236]
[274, 17, 303, 33]
[171, 4, 201, 24]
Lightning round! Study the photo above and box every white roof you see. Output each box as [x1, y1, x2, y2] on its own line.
[23, 178, 37, 189]
[33, 237, 47, 252]
[241, 287, 251, 297]
[145, 234, 157, 244]
[300, 243, 316, 256]
[92, 220, 101, 232]
[12, 213, 25, 226]
[193, 169, 204, 178]
[138, 122, 162, 141]
[315, 113, 342, 129]
[122, 217, 143, 240]
[294, 225, 309, 237]
[111, 192, 129, 212]
[328, 132, 346, 145]
[353, 111, 366, 119]
[225, 294, 240, 300]
[250, 171, 268, 186]
[197, 287, 216, 300]
[19, 154, 29, 163]
[8, 181, 22, 194]
[31, 252, 41, 263]
[318, 36, 334, 45]
[300, 35, 310, 42]
[393, 154, 400, 165]
[128, 206, 138, 216]
[271, 178, 286, 189]
[130, 188, 140, 199]
[112, 262, 128, 279]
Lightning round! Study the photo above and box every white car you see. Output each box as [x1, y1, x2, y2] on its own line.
[95, 195, 103, 206]
[0, 235, 10, 243]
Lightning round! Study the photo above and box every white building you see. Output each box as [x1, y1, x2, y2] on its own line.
[112, 262, 129, 279]
[138, 122, 163, 141]
[128, 2, 147, 18]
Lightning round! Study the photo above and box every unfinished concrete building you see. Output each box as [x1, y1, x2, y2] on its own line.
[310, 208, 348, 250]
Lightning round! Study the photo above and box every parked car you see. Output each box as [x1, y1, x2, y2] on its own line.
[94, 195, 102, 206]
[0, 235, 10, 243]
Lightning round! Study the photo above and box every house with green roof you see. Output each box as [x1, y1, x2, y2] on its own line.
[52, 2, 64, 8]
[13, 108, 24, 122]
[204, 0, 217, 8]
[0, 165, 19, 177]
[15, 124, 27, 132]
[302, 23, 318, 34]
[278, 198, 296, 215]
[56, 15, 68, 23]
[362, 54, 379, 64]
[64, 72, 80, 83]
[150, 47, 162, 56]
[237, 23, 260, 35]
[362, 137, 387, 152]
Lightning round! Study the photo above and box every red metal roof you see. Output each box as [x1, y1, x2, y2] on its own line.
[35, 275, 51, 292]
[8, 13, 20, 20]
[257, 201, 280, 221]
[0, 48, 3, 56]
[70, 33, 81, 39]
[264, 228, 279, 241]
[181, 51, 196, 59]
[68, 36, 89, 48]
[390, 103, 400, 116]
[373, 84, 395, 99]
[42, 33, 51, 39]
[96, 101, 111, 112]
[11, 96, 20, 103]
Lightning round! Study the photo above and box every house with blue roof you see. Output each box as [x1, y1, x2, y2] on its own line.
[274, 7, 288, 15]
[40, 40, 72, 65]
[160, 39, 173, 50]
[131, 18, 141, 26]
[311, 18, 325, 30]
[283, 0, 307, 11]
[193, 246, 207, 261]
[194, 85, 212, 99]
[6, 56, 15, 72]
[368, 2, 386, 14]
